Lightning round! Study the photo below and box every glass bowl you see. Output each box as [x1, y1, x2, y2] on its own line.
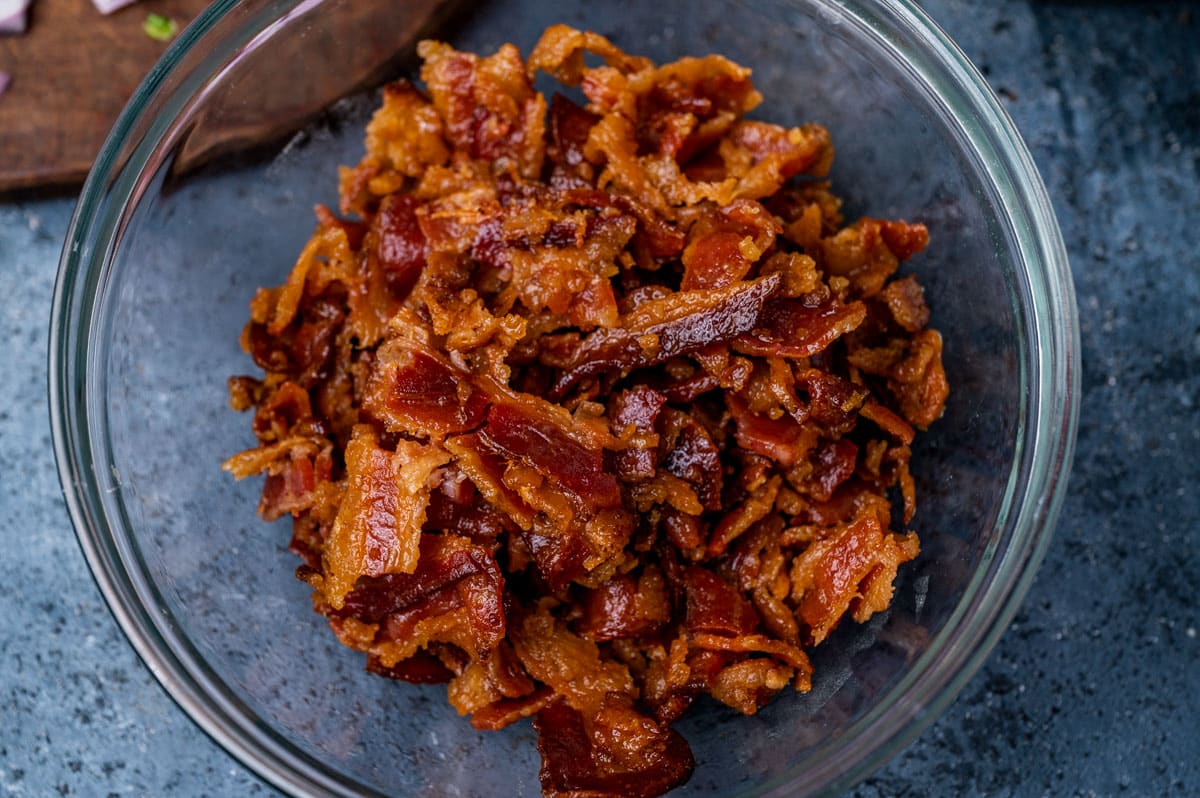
[49, 0, 1079, 795]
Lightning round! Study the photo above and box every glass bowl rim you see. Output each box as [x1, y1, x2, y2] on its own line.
[48, 0, 1080, 795]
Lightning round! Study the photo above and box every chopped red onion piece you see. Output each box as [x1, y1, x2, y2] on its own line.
[0, 0, 29, 34]
[91, 0, 139, 14]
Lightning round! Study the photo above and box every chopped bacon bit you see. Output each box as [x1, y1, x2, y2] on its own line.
[419, 41, 546, 178]
[879, 273, 930, 333]
[734, 298, 867, 359]
[364, 341, 489, 438]
[790, 512, 920, 645]
[707, 476, 782, 558]
[609, 386, 668, 479]
[690, 632, 812, 673]
[821, 218, 928, 300]
[680, 199, 779, 291]
[551, 273, 782, 397]
[560, 188, 687, 258]
[527, 24, 653, 86]
[663, 508, 705, 554]
[372, 194, 427, 300]
[423, 474, 512, 541]
[341, 78, 450, 214]
[658, 407, 723, 511]
[320, 429, 450, 608]
[879, 219, 930, 260]
[548, 94, 600, 183]
[860, 399, 914, 445]
[257, 448, 322, 521]
[511, 606, 635, 714]
[891, 329, 950, 430]
[448, 639, 536, 717]
[707, 657, 794, 715]
[480, 399, 621, 509]
[809, 438, 859, 503]
[334, 534, 501, 623]
[684, 567, 759, 636]
[796, 368, 869, 433]
[728, 393, 811, 467]
[534, 698, 694, 798]
[578, 567, 672, 641]
[226, 375, 262, 412]
[226, 25, 946, 798]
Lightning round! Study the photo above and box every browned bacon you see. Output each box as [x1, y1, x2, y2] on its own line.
[224, 25, 947, 798]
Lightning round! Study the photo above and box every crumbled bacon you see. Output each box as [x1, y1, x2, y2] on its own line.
[224, 25, 947, 798]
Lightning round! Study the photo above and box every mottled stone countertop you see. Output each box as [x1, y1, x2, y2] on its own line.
[1, 1, 1196, 795]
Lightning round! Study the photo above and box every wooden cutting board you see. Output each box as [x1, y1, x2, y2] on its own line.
[0, 0, 214, 193]
[0, 0, 463, 194]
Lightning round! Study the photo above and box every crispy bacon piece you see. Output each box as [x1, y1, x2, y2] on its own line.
[658, 407, 723, 511]
[809, 438, 859, 503]
[364, 340, 489, 438]
[552, 273, 782, 396]
[320, 428, 450, 607]
[560, 188, 686, 258]
[511, 606, 635, 713]
[285, 296, 347, 389]
[339, 79, 450, 214]
[419, 40, 546, 178]
[879, 274, 930, 333]
[727, 393, 812, 467]
[517, 521, 594, 590]
[548, 94, 600, 184]
[331, 533, 506, 668]
[256, 445, 331, 521]
[797, 368, 869, 434]
[683, 567, 759, 637]
[334, 534, 501, 622]
[680, 199, 779, 291]
[228, 26, 947, 798]
[579, 567, 672, 642]
[706, 475, 781, 557]
[423, 473, 512, 541]
[609, 386, 667, 479]
[479, 399, 622, 509]
[890, 329, 950, 430]
[527, 24, 653, 86]
[472, 686, 557, 731]
[445, 432, 537, 531]
[821, 218, 928, 300]
[372, 193, 427, 300]
[860, 399, 916, 445]
[724, 121, 832, 180]
[790, 512, 920, 645]
[734, 298, 866, 358]
[707, 658, 794, 715]
[448, 639, 536, 716]
[534, 698, 694, 798]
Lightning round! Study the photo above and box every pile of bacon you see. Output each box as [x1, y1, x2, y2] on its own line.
[223, 25, 948, 797]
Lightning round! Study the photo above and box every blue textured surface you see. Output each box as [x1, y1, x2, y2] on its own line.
[1, 1, 1197, 796]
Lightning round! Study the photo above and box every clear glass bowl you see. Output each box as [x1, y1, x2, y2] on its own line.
[49, 0, 1079, 795]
